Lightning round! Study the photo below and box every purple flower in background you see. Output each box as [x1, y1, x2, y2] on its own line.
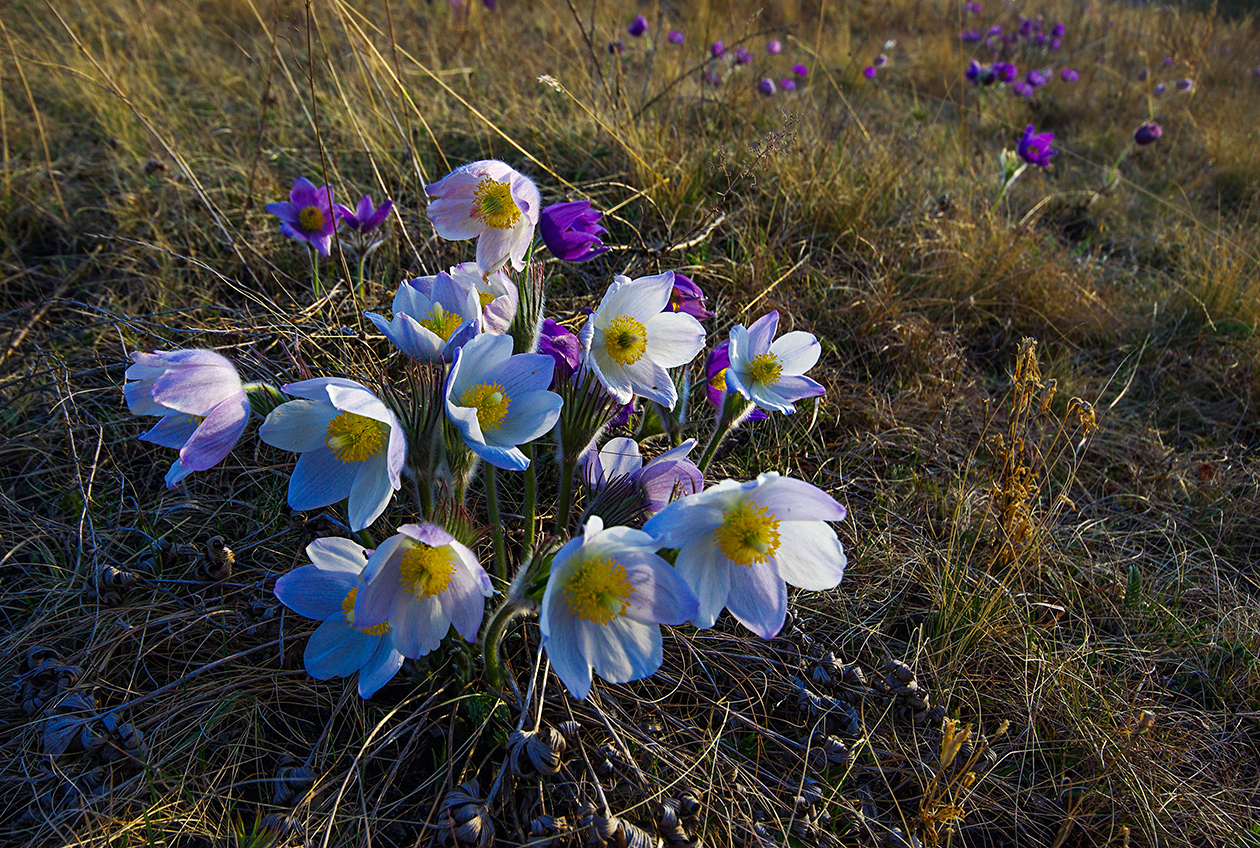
[988, 25, 1003, 36]
[961, 29, 982, 42]
[266, 177, 336, 256]
[336, 194, 394, 234]
[1034, 33, 1046, 47]
[1050, 38, 1061, 51]
[628, 15, 647, 37]
[863, 66, 877, 80]
[584, 437, 704, 516]
[780, 78, 797, 91]
[702, 69, 723, 86]
[1163, 56, 1174, 66]
[873, 54, 889, 67]
[539, 200, 609, 262]
[735, 47, 752, 65]
[1176, 77, 1194, 92]
[964, 2, 982, 13]
[1026, 69, 1047, 87]
[966, 60, 984, 84]
[1061, 68, 1079, 82]
[994, 62, 1018, 83]
[1153, 83, 1167, 95]
[710, 40, 725, 58]
[668, 30, 684, 45]
[539, 319, 583, 381]
[667, 273, 714, 320]
[757, 78, 776, 95]
[1012, 82, 1033, 97]
[706, 342, 768, 422]
[767, 39, 782, 54]
[125, 349, 251, 488]
[793, 64, 809, 77]
[1138, 69, 1148, 81]
[1016, 124, 1057, 168]
[1051, 23, 1065, 37]
[1134, 121, 1162, 145]
[609, 39, 625, 55]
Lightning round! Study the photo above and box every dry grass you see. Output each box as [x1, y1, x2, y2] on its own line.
[3, 0, 1260, 846]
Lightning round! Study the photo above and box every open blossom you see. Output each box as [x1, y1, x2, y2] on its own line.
[366, 271, 481, 362]
[335, 194, 393, 234]
[1016, 124, 1057, 168]
[644, 473, 847, 639]
[353, 525, 493, 658]
[705, 341, 768, 422]
[539, 200, 609, 262]
[426, 159, 541, 273]
[726, 311, 825, 414]
[445, 333, 563, 471]
[581, 272, 707, 409]
[446, 261, 518, 334]
[273, 537, 404, 698]
[540, 515, 698, 699]
[266, 177, 336, 256]
[757, 78, 776, 95]
[259, 378, 405, 530]
[125, 349, 251, 488]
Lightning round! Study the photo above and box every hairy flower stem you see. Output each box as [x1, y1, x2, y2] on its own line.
[483, 600, 528, 692]
[697, 392, 755, 473]
[522, 443, 537, 559]
[486, 464, 507, 582]
[309, 247, 322, 298]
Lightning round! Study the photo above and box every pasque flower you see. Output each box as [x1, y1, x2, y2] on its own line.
[668, 31, 684, 45]
[1060, 68, 1079, 82]
[667, 273, 714, 320]
[445, 333, 563, 471]
[705, 342, 768, 422]
[1016, 124, 1057, 168]
[1133, 121, 1162, 145]
[353, 524, 493, 658]
[538, 319, 583, 381]
[628, 15, 647, 37]
[539, 200, 609, 262]
[726, 311, 825, 414]
[335, 194, 393, 234]
[644, 473, 847, 639]
[366, 271, 482, 362]
[259, 378, 405, 530]
[584, 437, 703, 515]
[447, 261, 518, 334]
[540, 515, 698, 699]
[426, 159, 541, 273]
[581, 271, 707, 409]
[125, 349, 251, 488]
[273, 537, 404, 697]
[266, 177, 336, 256]
[757, 78, 777, 95]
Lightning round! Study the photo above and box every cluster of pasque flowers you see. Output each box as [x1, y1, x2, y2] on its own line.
[124, 159, 843, 700]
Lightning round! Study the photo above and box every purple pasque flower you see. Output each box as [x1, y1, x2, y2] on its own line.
[961, 29, 982, 42]
[1016, 124, 1057, 168]
[792, 64, 809, 77]
[965, 59, 985, 84]
[1133, 121, 1162, 145]
[539, 200, 609, 262]
[353, 524, 493, 659]
[735, 47, 752, 66]
[609, 39, 625, 55]
[336, 194, 394, 234]
[1153, 83, 1167, 96]
[863, 66, 877, 80]
[366, 271, 481, 362]
[757, 78, 777, 95]
[1049, 38, 1061, 50]
[874, 54, 889, 68]
[643, 472, 847, 639]
[702, 69, 723, 86]
[726, 311, 825, 414]
[259, 378, 406, 530]
[993, 61, 1018, 83]
[668, 30, 684, 45]
[706, 341, 769, 423]
[1012, 81, 1034, 97]
[628, 15, 648, 37]
[964, 2, 982, 13]
[538, 318, 583, 381]
[1061, 68, 1079, 82]
[767, 38, 782, 54]
[710, 40, 725, 58]
[273, 537, 404, 698]
[1175, 77, 1194, 92]
[780, 78, 797, 91]
[1050, 22, 1065, 37]
[1026, 69, 1047, 87]
[667, 273, 714, 320]
[425, 159, 541, 274]
[540, 515, 698, 699]
[266, 177, 336, 257]
[584, 437, 704, 517]
[125, 349, 251, 488]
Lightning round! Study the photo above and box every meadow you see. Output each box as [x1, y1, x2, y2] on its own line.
[2, 0, 1260, 845]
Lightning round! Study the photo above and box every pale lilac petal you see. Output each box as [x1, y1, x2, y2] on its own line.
[281, 377, 366, 404]
[542, 596, 592, 699]
[259, 400, 337, 453]
[368, 311, 444, 361]
[620, 553, 698, 625]
[468, 441, 528, 471]
[752, 474, 847, 522]
[603, 272, 674, 323]
[275, 564, 357, 620]
[486, 389, 563, 446]
[288, 447, 354, 510]
[727, 324, 752, 370]
[620, 357, 676, 408]
[357, 638, 405, 697]
[725, 562, 787, 638]
[124, 381, 167, 416]
[585, 617, 660, 685]
[643, 487, 731, 547]
[354, 545, 405, 628]
[439, 553, 488, 642]
[772, 375, 826, 404]
[306, 536, 371, 573]
[492, 352, 555, 398]
[139, 413, 199, 449]
[361, 532, 409, 582]
[390, 592, 448, 658]
[748, 379, 797, 414]
[164, 460, 193, 487]
[151, 365, 242, 416]
[645, 312, 707, 368]
[347, 452, 395, 530]
[587, 343, 635, 404]
[745, 311, 780, 354]
[324, 382, 394, 426]
[476, 221, 532, 273]
[305, 618, 376, 678]
[594, 438, 643, 485]
[769, 331, 821, 375]
[772, 522, 847, 591]
[178, 394, 250, 471]
[674, 538, 730, 629]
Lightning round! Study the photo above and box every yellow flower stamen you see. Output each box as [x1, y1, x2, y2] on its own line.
[298, 205, 326, 232]
[748, 352, 783, 386]
[601, 315, 648, 366]
[399, 541, 457, 598]
[714, 499, 782, 565]
[711, 368, 728, 393]
[471, 177, 522, 230]
[420, 303, 464, 341]
[325, 411, 388, 463]
[342, 586, 390, 636]
[562, 556, 635, 625]
[478, 290, 496, 310]
[459, 382, 512, 433]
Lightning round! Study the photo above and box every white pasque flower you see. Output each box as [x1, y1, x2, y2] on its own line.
[425, 159, 541, 274]
[643, 472, 847, 639]
[540, 515, 698, 699]
[366, 271, 481, 362]
[447, 261, 518, 334]
[580, 272, 707, 409]
[726, 311, 825, 414]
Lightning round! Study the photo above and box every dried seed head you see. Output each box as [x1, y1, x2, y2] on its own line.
[201, 536, 235, 581]
[508, 727, 566, 777]
[43, 713, 86, 757]
[809, 734, 850, 768]
[530, 814, 566, 847]
[23, 645, 60, 672]
[101, 565, 137, 589]
[882, 827, 922, 848]
[885, 659, 915, 684]
[559, 720, 582, 743]
[440, 780, 494, 848]
[273, 764, 315, 806]
[676, 793, 701, 819]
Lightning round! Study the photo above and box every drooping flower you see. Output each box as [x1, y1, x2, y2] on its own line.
[735, 48, 752, 66]
[965, 60, 986, 84]
[259, 378, 405, 530]
[668, 30, 684, 45]
[425, 159, 541, 273]
[1153, 83, 1167, 96]
[767, 39, 782, 54]
[538, 318, 583, 381]
[1016, 124, 1057, 168]
[710, 40, 725, 58]
[628, 15, 647, 37]
[445, 333, 563, 471]
[273, 537, 404, 698]
[335, 194, 394, 234]
[1061, 68, 1079, 82]
[667, 273, 714, 320]
[353, 524, 493, 658]
[447, 261, 518, 334]
[1012, 81, 1034, 97]
[757, 78, 777, 95]
[365, 271, 482, 362]
[539, 200, 609, 263]
[643, 473, 847, 639]
[873, 54, 889, 68]
[1133, 121, 1162, 145]
[125, 349, 251, 488]
[581, 272, 707, 409]
[1050, 22, 1065, 37]
[540, 515, 699, 699]
[266, 177, 336, 256]
[726, 311, 825, 415]
[584, 437, 703, 517]
[705, 341, 768, 422]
